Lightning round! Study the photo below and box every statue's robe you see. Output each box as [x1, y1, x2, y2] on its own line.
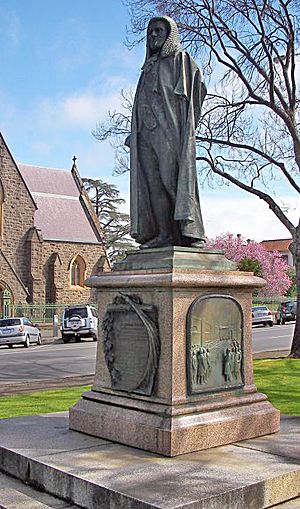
[130, 49, 206, 244]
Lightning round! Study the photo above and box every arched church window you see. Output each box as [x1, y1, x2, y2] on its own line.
[70, 255, 86, 287]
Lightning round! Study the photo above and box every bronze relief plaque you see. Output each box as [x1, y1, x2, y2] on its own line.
[187, 295, 243, 395]
[102, 293, 160, 396]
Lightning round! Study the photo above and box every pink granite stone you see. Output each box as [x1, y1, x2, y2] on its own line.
[70, 250, 280, 456]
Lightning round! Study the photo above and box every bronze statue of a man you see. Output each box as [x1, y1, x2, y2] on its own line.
[127, 16, 206, 249]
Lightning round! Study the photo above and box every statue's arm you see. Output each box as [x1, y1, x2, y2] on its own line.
[194, 70, 207, 128]
[174, 52, 207, 126]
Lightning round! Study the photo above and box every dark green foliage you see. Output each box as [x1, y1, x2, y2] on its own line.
[286, 268, 297, 297]
[83, 178, 135, 261]
[237, 257, 263, 277]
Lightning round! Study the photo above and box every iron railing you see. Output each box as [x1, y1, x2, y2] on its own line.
[12, 303, 67, 323]
[4, 297, 290, 323]
[252, 296, 286, 311]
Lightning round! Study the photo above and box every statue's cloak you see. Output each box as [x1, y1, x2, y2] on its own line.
[129, 16, 206, 243]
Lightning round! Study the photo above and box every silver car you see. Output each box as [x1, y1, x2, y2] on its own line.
[252, 306, 274, 327]
[0, 317, 41, 348]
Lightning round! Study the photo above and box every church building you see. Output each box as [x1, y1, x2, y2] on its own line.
[0, 132, 109, 316]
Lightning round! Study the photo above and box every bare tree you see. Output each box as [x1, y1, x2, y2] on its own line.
[96, 0, 300, 356]
[93, 89, 133, 175]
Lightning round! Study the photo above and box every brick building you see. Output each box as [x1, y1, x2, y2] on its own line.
[0, 133, 109, 315]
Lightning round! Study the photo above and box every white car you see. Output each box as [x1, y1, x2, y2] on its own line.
[252, 306, 274, 327]
[0, 317, 41, 348]
[60, 305, 98, 343]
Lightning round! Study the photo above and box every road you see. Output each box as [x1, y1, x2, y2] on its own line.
[252, 322, 294, 353]
[0, 323, 294, 384]
[0, 342, 97, 383]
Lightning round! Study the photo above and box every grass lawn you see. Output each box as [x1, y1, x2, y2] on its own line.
[0, 385, 91, 419]
[253, 358, 300, 415]
[0, 359, 298, 419]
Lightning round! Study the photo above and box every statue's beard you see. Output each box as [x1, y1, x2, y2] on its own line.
[149, 38, 166, 53]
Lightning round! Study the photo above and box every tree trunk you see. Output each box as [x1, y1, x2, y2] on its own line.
[289, 225, 300, 358]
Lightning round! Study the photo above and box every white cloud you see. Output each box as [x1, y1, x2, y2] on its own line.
[118, 188, 130, 212]
[202, 194, 299, 241]
[105, 191, 298, 243]
[0, 83, 134, 178]
[101, 43, 144, 79]
[36, 91, 120, 130]
[62, 92, 122, 128]
[35, 77, 135, 132]
[72, 139, 116, 177]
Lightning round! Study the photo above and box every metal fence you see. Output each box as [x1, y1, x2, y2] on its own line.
[12, 304, 67, 323]
[5, 297, 291, 323]
[11, 303, 97, 324]
[252, 296, 285, 311]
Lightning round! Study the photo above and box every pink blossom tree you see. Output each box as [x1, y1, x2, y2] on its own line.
[207, 233, 291, 297]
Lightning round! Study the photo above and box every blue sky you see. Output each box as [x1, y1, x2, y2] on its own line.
[0, 0, 298, 241]
[0, 0, 141, 185]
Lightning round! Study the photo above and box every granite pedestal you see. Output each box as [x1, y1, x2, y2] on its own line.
[69, 247, 280, 456]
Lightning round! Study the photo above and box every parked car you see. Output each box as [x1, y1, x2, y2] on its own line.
[274, 300, 297, 325]
[252, 306, 274, 327]
[0, 317, 41, 348]
[60, 305, 98, 343]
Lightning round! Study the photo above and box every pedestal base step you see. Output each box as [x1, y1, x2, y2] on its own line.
[0, 413, 299, 509]
[69, 391, 280, 456]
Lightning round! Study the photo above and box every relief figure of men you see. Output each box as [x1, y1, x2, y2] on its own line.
[127, 16, 206, 248]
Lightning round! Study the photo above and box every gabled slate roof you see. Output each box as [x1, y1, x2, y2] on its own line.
[18, 164, 101, 244]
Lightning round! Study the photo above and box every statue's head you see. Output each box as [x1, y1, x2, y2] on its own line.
[146, 16, 182, 58]
[147, 19, 169, 54]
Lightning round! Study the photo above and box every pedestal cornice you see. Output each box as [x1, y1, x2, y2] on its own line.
[86, 270, 266, 289]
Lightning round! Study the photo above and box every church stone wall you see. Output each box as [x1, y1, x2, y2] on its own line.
[33, 239, 106, 305]
[0, 137, 35, 293]
[0, 265, 27, 304]
[0, 134, 108, 307]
